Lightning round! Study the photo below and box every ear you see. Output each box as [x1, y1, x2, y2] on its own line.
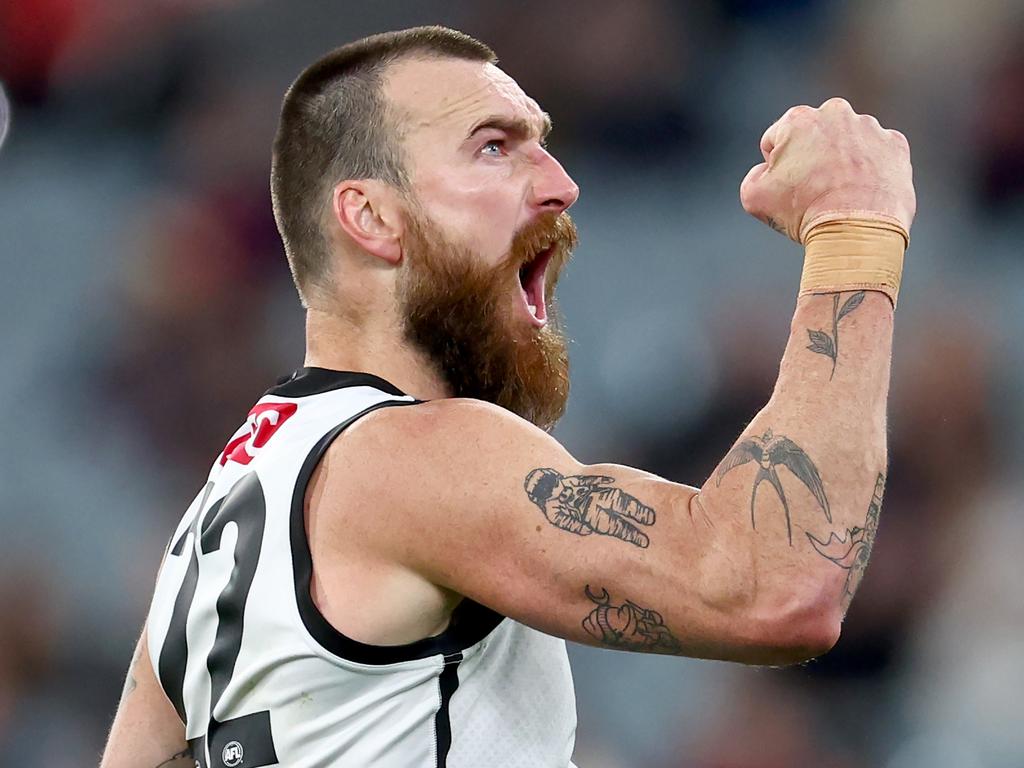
[331, 180, 404, 265]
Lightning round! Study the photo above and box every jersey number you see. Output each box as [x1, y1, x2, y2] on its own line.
[159, 474, 280, 768]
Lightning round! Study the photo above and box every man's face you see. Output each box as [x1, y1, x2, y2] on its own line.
[385, 57, 580, 427]
[398, 202, 576, 429]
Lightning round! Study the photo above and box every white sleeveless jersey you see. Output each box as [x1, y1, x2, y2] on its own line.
[146, 368, 578, 768]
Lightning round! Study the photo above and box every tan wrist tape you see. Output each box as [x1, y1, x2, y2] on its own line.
[799, 218, 909, 307]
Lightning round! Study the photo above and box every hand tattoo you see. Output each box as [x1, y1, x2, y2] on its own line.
[716, 428, 830, 545]
[765, 215, 789, 236]
[806, 291, 866, 379]
[581, 586, 681, 654]
[807, 472, 884, 610]
[525, 469, 655, 548]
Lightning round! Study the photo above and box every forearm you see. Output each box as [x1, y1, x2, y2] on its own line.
[697, 289, 892, 625]
[473, 98, 913, 666]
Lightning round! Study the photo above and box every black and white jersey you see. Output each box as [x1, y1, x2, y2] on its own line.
[146, 368, 578, 767]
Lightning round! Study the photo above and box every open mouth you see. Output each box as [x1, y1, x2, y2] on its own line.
[517, 245, 553, 327]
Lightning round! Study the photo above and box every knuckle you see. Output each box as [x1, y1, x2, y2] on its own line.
[888, 128, 910, 148]
[859, 113, 882, 129]
[782, 104, 812, 122]
[820, 96, 854, 113]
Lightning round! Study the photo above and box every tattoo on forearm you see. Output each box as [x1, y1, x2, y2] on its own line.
[153, 748, 193, 767]
[806, 291, 866, 379]
[524, 469, 655, 548]
[807, 473, 885, 610]
[716, 429, 831, 545]
[581, 586, 682, 654]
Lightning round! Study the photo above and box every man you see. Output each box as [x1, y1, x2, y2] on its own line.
[100, 25, 915, 768]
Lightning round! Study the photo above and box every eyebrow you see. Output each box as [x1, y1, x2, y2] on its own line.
[467, 112, 553, 143]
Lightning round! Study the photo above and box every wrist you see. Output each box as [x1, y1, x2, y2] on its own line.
[799, 217, 908, 307]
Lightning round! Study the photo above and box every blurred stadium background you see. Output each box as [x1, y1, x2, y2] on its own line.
[2, 0, 1023, 765]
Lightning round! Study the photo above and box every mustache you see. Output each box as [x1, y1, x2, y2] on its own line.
[504, 212, 579, 283]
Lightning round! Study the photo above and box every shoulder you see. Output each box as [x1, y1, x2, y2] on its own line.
[336, 397, 570, 473]
[356, 396, 533, 436]
[309, 398, 580, 551]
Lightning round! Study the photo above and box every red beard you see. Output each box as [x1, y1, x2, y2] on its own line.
[397, 209, 577, 430]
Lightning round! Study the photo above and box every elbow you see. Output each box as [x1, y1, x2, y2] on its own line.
[747, 584, 843, 666]
[757, 600, 841, 666]
[724, 581, 843, 667]
[689, 500, 843, 665]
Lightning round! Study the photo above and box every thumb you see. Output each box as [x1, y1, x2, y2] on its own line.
[740, 164, 799, 240]
[739, 162, 770, 216]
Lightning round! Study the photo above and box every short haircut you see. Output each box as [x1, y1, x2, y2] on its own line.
[270, 26, 497, 305]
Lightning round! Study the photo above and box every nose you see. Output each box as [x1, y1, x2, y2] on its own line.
[530, 149, 580, 214]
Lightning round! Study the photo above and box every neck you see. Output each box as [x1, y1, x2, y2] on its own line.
[303, 307, 452, 402]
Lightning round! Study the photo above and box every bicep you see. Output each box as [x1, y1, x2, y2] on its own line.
[442, 460, 711, 655]
[100, 626, 191, 768]
[350, 401, 758, 660]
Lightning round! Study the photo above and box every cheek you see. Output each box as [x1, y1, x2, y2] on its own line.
[416, 183, 522, 265]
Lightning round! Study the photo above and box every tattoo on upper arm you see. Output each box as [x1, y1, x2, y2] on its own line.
[806, 291, 866, 379]
[716, 429, 830, 545]
[524, 469, 656, 548]
[121, 640, 144, 701]
[807, 472, 885, 610]
[581, 586, 682, 654]
[122, 672, 137, 699]
[153, 748, 193, 767]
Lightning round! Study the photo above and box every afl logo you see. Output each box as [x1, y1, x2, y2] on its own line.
[222, 741, 244, 767]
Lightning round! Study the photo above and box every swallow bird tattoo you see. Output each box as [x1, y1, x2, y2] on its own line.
[716, 429, 830, 545]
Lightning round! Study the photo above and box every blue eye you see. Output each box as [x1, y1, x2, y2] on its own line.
[481, 139, 505, 156]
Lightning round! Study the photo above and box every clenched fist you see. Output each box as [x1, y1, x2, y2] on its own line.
[740, 97, 916, 243]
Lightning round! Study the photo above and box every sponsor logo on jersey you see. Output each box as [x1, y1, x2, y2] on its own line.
[222, 740, 244, 767]
[220, 402, 298, 466]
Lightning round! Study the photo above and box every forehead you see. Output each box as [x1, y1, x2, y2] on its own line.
[383, 57, 548, 140]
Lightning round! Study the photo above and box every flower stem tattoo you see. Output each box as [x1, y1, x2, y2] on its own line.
[807, 473, 885, 610]
[806, 291, 866, 379]
[524, 469, 656, 548]
[716, 429, 830, 545]
[581, 586, 682, 654]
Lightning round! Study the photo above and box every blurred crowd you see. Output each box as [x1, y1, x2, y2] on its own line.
[1, 0, 1023, 765]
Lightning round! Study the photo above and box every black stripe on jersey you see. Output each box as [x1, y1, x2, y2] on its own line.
[159, 547, 199, 723]
[289, 399, 507, 665]
[268, 367, 406, 398]
[435, 652, 463, 768]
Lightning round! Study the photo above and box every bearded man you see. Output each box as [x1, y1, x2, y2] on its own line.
[100, 25, 915, 768]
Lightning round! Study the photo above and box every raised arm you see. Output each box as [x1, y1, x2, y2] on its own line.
[713, 95, 914, 620]
[316, 97, 913, 666]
